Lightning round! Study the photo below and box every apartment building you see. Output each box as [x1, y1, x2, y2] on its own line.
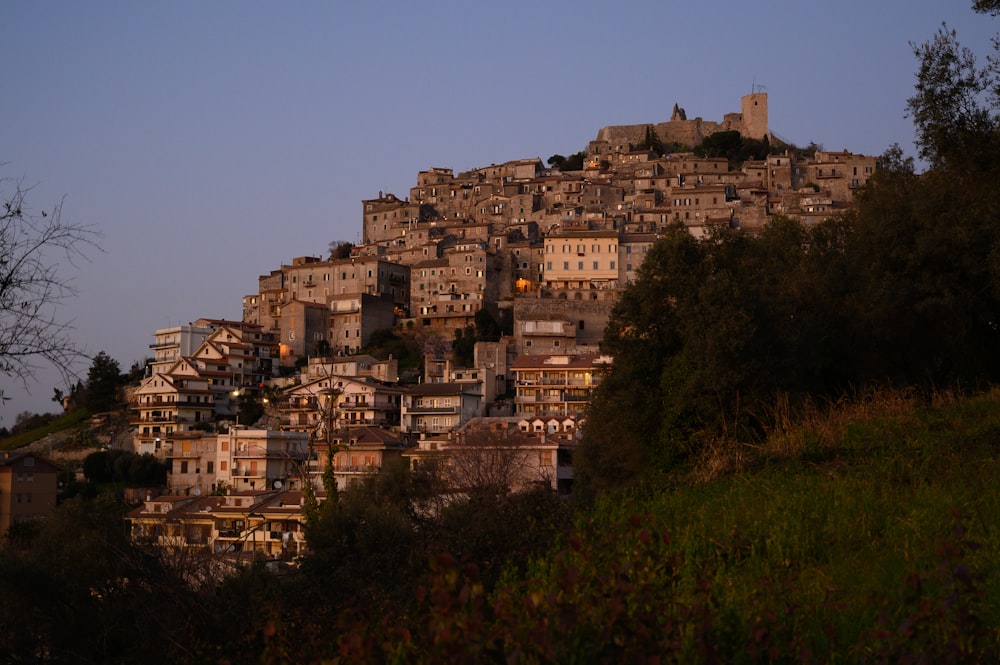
[511, 353, 612, 418]
[0, 452, 59, 537]
[401, 383, 483, 439]
[218, 429, 310, 493]
[310, 425, 407, 491]
[403, 416, 580, 495]
[133, 358, 216, 456]
[410, 241, 506, 334]
[542, 229, 620, 293]
[243, 255, 409, 364]
[280, 374, 405, 434]
[149, 323, 213, 376]
[128, 489, 310, 561]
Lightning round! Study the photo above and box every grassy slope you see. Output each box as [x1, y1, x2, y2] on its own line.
[0, 409, 90, 451]
[572, 388, 1000, 659]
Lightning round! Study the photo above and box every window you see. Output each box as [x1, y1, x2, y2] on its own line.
[610, 261, 616, 269]
[563, 262, 569, 270]
[593, 261, 599, 270]
[207, 461, 214, 474]
[577, 261, 583, 270]
[180, 461, 189, 474]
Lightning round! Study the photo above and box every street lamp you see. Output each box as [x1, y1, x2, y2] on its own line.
[231, 388, 242, 426]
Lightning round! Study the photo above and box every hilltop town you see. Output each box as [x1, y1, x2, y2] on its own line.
[89, 93, 880, 558]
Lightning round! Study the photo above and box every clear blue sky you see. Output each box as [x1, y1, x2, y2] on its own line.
[1, 0, 996, 421]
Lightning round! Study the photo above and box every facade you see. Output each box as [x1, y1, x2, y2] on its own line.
[410, 242, 506, 333]
[159, 428, 310, 495]
[133, 358, 216, 456]
[149, 323, 213, 376]
[279, 373, 404, 435]
[0, 452, 60, 537]
[511, 353, 612, 418]
[217, 429, 310, 493]
[542, 229, 620, 293]
[243, 255, 409, 365]
[403, 416, 580, 495]
[127, 489, 310, 561]
[401, 382, 483, 438]
[310, 425, 408, 491]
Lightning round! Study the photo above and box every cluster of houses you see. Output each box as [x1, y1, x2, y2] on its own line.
[126, 313, 610, 561]
[29, 92, 880, 560]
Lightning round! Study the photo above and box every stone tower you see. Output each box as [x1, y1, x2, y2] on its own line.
[741, 92, 768, 141]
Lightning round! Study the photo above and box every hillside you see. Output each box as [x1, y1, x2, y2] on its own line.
[4, 387, 1000, 662]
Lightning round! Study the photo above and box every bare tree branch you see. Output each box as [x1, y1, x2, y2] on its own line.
[0, 176, 102, 403]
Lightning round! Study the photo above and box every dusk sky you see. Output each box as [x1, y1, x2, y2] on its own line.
[1, 1, 996, 421]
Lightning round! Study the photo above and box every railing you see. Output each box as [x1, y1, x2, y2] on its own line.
[335, 465, 377, 473]
[405, 406, 460, 414]
[416, 424, 453, 433]
[515, 395, 563, 403]
[233, 448, 308, 459]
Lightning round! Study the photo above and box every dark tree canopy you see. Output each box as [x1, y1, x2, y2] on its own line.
[693, 130, 771, 168]
[974, 0, 1000, 16]
[577, 3, 1000, 493]
[328, 240, 355, 260]
[549, 151, 586, 171]
[85, 351, 123, 413]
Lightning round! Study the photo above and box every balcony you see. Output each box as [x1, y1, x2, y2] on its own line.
[216, 528, 244, 539]
[405, 405, 460, 415]
[516, 394, 563, 404]
[335, 464, 377, 474]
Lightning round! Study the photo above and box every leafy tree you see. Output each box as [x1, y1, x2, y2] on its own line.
[85, 350, 123, 413]
[907, 23, 1000, 170]
[477, 306, 509, 339]
[549, 151, 587, 172]
[362, 326, 419, 364]
[125, 358, 151, 385]
[0, 175, 100, 405]
[694, 130, 771, 168]
[83, 449, 168, 487]
[638, 125, 663, 153]
[974, 0, 1000, 18]
[452, 325, 476, 367]
[328, 240, 355, 260]
[580, 8, 1000, 493]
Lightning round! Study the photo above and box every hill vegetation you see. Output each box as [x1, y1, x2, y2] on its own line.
[4, 387, 1000, 662]
[577, 12, 1000, 494]
[2, 4, 1000, 663]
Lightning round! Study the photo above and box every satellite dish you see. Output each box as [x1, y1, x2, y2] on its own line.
[273, 480, 283, 489]
[192, 487, 202, 496]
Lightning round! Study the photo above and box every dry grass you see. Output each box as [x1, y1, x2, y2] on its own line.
[690, 387, 935, 483]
